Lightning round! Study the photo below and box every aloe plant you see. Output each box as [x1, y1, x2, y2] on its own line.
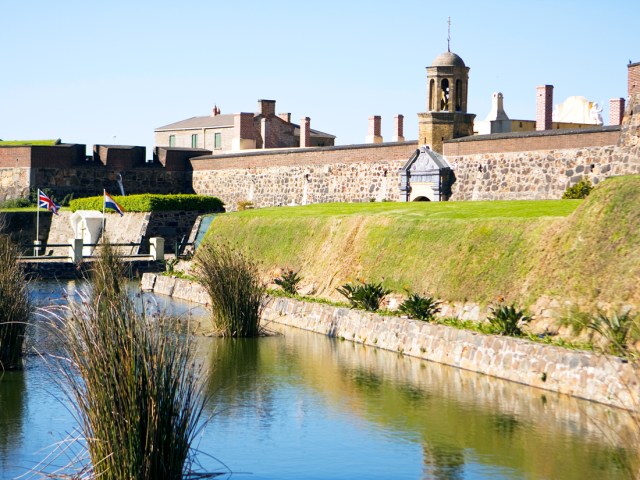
[337, 280, 391, 312]
[398, 292, 442, 322]
[487, 302, 531, 336]
[587, 310, 637, 357]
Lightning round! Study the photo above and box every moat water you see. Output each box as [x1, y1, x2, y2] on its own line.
[0, 281, 637, 479]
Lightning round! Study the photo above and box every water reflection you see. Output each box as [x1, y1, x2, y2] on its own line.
[1, 281, 638, 479]
[274, 325, 638, 479]
[205, 337, 276, 430]
[0, 371, 25, 471]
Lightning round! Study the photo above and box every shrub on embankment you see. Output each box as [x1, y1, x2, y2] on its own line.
[202, 175, 640, 312]
[70, 193, 224, 213]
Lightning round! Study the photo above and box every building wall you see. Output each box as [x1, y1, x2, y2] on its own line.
[155, 126, 234, 151]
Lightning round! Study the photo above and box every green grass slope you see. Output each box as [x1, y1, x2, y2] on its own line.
[204, 176, 639, 309]
[529, 175, 640, 309]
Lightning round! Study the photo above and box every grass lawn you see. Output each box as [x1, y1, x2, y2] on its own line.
[235, 199, 581, 220]
[205, 175, 640, 311]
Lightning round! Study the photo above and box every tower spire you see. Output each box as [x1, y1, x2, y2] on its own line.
[447, 16, 451, 52]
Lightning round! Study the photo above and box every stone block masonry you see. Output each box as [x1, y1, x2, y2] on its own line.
[191, 142, 416, 209]
[448, 144, 624, 201]
[142, 273, 640, 411]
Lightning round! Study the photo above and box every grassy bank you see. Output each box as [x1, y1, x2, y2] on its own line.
[203, 176, 640, 311]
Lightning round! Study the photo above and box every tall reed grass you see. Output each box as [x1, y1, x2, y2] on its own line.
[0, 234, 30, 371]
[47, 242, 207, 479]
[195, 243, 266, 337]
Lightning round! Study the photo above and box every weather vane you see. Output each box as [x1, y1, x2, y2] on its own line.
[447, 16, 451, 52]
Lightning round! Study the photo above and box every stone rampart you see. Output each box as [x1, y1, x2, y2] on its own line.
[142, 273, 640, 411]
[192, 159, 405, 209]
[449, 144, 622, 200]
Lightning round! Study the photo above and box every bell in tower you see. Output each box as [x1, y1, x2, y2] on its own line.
[418, 49, 475, 153]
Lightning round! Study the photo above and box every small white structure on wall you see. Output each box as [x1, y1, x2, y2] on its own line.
[70, 210, 104, 256]
[553, 96, 602, 124]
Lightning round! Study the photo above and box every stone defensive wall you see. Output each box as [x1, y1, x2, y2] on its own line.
[2, 95, 638, 205]
[445, 101, 640, 201]
[448, 144, 620, 201]
[190, 142, 417, 208]
[141, 273, 640, 411]
[0, 144, 194, 201]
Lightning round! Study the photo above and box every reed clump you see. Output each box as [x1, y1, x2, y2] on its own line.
[49, 242, 206, 479]
[195, 242, 266, 337]
[0, 234, 30, 371]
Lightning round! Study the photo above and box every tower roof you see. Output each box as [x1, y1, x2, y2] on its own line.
[431, 51, 466, 68]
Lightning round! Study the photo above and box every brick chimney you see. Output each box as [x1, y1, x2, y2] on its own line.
[629, 62, 640, 97]
[392, 114, 405, 142]
[258, 99, 276, 117]
[300, 117, 311, 147]
[536, 85, 553, 131]
[232, 112, 256, 150]
[366, 115, 383, 144]
[609, 98, 626, 126]
[278, 112, 291, 123]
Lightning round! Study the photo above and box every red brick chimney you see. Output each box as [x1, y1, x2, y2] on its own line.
[536, 85, 553, 131]
[628, 62, 640, 97]
[258, 99, 276, 117]
[393, 114, 405, 142]
[300, 117, 311, 147]
[366, 115, 383, 143]
[278, 112, 291, 123]
[609, 98, 626, 126]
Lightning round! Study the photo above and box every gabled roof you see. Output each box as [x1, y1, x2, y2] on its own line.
[400, 146, 451, 173]
[155, 113, 336, 139]
[155, 114, 235, 131]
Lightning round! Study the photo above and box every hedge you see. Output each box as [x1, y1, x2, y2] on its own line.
[70, 194, 225, 213]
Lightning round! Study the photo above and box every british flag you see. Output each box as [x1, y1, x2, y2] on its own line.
[38, 189, 60, 215]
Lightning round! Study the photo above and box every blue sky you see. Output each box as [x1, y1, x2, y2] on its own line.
[1, 0, 638, 156]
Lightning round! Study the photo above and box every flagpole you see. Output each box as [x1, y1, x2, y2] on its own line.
[35, 189, 40, 256]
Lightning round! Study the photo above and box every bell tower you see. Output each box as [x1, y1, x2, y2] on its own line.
[418, 47, 475, 153]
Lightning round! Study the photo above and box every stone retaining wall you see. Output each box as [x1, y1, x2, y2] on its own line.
[22, 259, 164, 280]
[142, 273, 640, 411]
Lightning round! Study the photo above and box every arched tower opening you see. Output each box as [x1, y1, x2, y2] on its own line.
[429, 79, 435, 111]
[440, 79, 450, 111]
